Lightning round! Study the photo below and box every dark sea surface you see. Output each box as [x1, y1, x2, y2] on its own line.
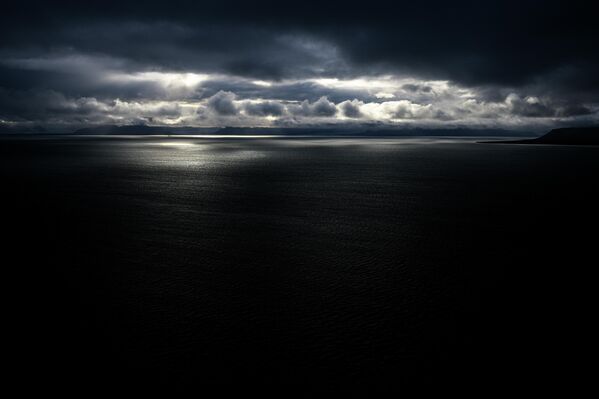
[2, 136, 597, 391]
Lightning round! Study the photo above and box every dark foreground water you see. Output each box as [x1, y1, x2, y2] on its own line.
[2, 136, 598, 391]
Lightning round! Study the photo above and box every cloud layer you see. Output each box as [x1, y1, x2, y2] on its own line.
[1, 1, 598, 131]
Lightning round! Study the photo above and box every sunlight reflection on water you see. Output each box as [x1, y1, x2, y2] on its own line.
[156, 141, 198, 148]
[113, 136, 493, 170]
[136, 140, 268, 168]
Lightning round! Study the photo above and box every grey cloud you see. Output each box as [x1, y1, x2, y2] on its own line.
[393, 105, 414, 119]
[433, 110, 455, 121]
[0, 60, 174, 101]
[291, 96, 338, 117]
[402, 84, 433, 93]
[3, 22, 345, 82]
[393, 102, 431, 120]
[0, 86, 186, 127]
[2, 1, 598, 97]
[243, 101, 285, 117]
[207, 91, 238, 116]
[339, 100, 363, 118]
[506, 94, 556, 118]
[196, 79, 373, 103]
[2, 1, 598, 131]
[310, 97, 338, 117]
[555, 105, 592, 117]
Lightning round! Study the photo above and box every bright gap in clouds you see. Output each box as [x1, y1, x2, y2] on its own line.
[3, 53, 596, 129]
[107, 71, 210, 87]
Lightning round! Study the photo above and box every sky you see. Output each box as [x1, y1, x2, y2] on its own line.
[1, 0, 598, 132]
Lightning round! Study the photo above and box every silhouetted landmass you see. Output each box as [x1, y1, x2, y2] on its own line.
[0, 124, 51, 134]
[72, 124, 220, 135]
[484, 127, 599, 145]
[64, 124, 532, 137]
[0, 122, 534, 137]
[211, 126, 531, 137]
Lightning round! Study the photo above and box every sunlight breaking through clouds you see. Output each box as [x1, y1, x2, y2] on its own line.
[1, 1, 598, 133]
[108, 71, 209, 88]
[1, 48, 598, 131]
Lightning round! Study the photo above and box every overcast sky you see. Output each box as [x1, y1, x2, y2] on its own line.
[1, 1, 598, 131]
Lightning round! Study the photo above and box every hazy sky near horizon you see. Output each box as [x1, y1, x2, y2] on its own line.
[1, 1, 598, 131]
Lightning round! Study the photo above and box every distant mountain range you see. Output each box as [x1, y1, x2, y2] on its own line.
[3, 124, 597, 142]
[72, 125, 220, 135]
[68, 125, 533, 137]
[486, 127, 599, 145]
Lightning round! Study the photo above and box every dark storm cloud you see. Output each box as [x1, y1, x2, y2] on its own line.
[1, 0, 598, 128]
[505, 94, 594, 118]
[556, 105, 592, 118]
[334, 2, 598, 88]
[0, 62, 169, 101]
[1, 21, 343, 81]
[3, 1, 597, 84]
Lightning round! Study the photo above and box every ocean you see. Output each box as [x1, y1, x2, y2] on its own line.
[2, 136, 597, 390]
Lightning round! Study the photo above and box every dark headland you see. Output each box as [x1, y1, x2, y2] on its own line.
[483, 127, 599, 145]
